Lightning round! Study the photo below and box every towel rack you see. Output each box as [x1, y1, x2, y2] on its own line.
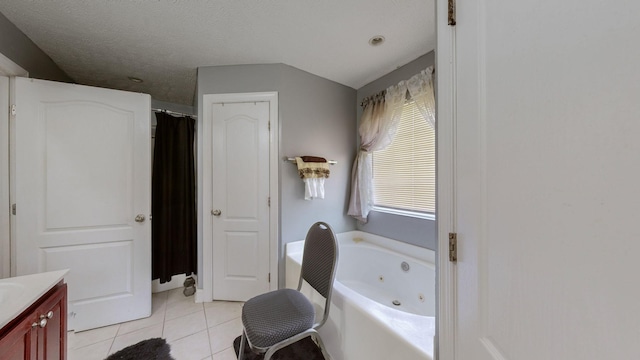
[286, 157, 337, 165]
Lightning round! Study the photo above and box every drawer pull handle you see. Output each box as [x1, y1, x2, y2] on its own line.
[32, 318, 47, 328]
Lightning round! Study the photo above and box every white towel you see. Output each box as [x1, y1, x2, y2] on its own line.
[295, 157, 329, 200]
[304, 178, 325, 200]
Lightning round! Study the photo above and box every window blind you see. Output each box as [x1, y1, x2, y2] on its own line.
[372, 100, 435, 213]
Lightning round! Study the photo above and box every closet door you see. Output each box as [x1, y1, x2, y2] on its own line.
[200, 92, 278, 302]
[212, 101, 270, 301]
[14, 77, 151, 331]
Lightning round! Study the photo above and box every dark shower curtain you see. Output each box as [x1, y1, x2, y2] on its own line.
[152, 112, 197, 283]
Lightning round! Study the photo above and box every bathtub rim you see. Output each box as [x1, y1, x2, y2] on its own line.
[286, 230, 435, 265]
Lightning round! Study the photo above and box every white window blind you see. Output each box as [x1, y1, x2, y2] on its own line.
[372, 100, 435, 213]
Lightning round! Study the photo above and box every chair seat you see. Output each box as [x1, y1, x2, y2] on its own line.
[242, 288, 316, 349]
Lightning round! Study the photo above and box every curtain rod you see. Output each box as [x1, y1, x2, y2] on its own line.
[360, 66, 435, 108]
[360, 89, 386, 108]
[286, 157, 337, 165]
[152, 108, 197, 118]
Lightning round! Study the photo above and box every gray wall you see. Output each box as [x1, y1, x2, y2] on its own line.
[197, 64, 357, 286]
[356, 51, 437, 250]
[0, 12, 72, 82]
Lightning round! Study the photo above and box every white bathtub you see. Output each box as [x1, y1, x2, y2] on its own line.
[285, 230, 435, 360]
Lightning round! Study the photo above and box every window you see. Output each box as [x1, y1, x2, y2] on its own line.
[372, 100, 435, 215]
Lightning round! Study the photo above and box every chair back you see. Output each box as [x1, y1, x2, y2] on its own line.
[299, 222, 339, 300]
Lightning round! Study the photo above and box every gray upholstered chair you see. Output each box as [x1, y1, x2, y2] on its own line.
[238, 221, 339, 360]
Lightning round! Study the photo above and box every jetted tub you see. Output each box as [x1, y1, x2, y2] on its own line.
[285, 230, 435, 360]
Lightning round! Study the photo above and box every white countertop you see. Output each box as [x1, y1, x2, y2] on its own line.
[0, 269, 69, 330]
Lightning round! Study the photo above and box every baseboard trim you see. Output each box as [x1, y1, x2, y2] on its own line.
[152, 273, 198, 293]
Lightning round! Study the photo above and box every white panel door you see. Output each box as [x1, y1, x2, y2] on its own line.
[442, 0, 640, 359]
[14, 78, 151, 331]
[0, 76, 8, 279]
[210, 101, 270, 301]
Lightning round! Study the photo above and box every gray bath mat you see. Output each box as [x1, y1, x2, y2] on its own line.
[105, 337, 174, 360]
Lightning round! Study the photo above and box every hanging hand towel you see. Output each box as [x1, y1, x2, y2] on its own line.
[295, 157, 330, 200]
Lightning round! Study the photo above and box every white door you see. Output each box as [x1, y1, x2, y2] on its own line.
[0, 76, 8, 279]
[14, 77, 151, 331]
[439, 0, 640, 359]
[208, 100, 271, 301]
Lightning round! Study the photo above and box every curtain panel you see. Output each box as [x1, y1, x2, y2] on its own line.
[348, 67, 436, 222]
[152, 112, 197, 283]
[347, 83, 406, 222]
[407, 66, 436, 129]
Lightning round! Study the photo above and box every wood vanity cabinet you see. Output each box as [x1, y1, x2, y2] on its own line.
[0, 281, 67, 360]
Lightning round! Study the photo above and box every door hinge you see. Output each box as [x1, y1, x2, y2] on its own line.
[268, 197, 270, 207]
[449, 232, 457, 262]
[268, 121, 271, 131]
[448, 0, 457, 26]
[11, 204, 16, 215]
[268, 273, 271, 283]
[10, 104, 16, 117]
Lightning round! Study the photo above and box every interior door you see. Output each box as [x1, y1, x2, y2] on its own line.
[0, 75, 9, 279]
[210, 101, 270, 301]
[445, 0, 640, 359]
[14, 77, 151, 331]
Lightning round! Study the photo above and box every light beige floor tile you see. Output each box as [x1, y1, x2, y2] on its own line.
[153, 290, 169, 302]
[167, 287, 190, 304]
[166, 297, 204, 321]
[168, 329, 212, 360]
[115, 289, 170, 335]
[109, 323, 164, 355]
[117, 308, 166, 336]
[152, 292, 169, 313]
[66, 289, 247, 360]
[212, 347, 238, 360]
[67, 338, 113, 360]
[203, 300, 243, 310]
[163, 310, 208, 342]
[208, 318, 242, 354]
[204, 301, 243, 328]
[67, 331, 76, 349]
[68, 323, 120, 349]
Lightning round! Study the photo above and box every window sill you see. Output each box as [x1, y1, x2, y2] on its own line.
[371, 206, 436, 221]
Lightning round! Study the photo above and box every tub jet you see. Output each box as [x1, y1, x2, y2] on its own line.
[392, 300, 401, 306]
[401, 261, 410, 272]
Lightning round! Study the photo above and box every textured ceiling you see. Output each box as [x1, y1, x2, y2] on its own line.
[0, 1, 435, 106]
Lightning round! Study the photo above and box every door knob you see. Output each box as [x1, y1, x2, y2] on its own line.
[135, 214, 146, 223]
[211, 209, 222, 216]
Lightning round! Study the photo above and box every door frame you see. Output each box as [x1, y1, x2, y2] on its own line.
[198, 92, 279, 302]
[0, 52, 27, 279]
[435, 0, 456, 358]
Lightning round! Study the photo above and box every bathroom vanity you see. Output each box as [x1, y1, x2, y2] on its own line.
[0, 270, 68, 360]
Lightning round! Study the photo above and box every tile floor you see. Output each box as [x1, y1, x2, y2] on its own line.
[67, 288, 244, 360]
